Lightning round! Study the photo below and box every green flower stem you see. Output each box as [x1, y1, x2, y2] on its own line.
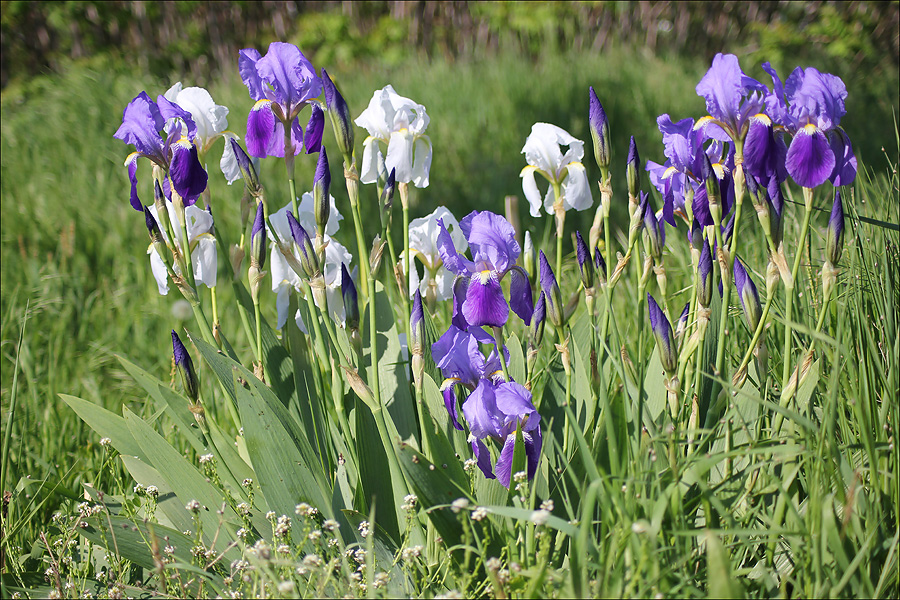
[712, 222, 732, 379]
[344, 163, 370, 302]
[253, 298, 263, 364]
[736, 291, 774, 379]
[210, 286, 220, 344]
[781, 187, 815, 395]
[551, 181, 565, 281]
[288, 177, 298, 225]
[303, 282, 330, 367]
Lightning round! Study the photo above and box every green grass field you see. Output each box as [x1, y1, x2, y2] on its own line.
[1, 40, 898, 598]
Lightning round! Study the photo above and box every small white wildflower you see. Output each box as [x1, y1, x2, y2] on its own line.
[265, 510, 276, 520]
[230, 559, 249, 572]
[252, 539, 271, 560]
[308, 529, 321, 542]
[540, 499, 554, 512]
[303, 554, 322, 567]
[323, 519, 340, 532]
[328, 538, 339, 548]
[236, 527, 249, 541]
[99, 437, 112, 447]
[276, 544, 290, 555]
[463, 458, 477, 472]
[242, 478, 253, 487]
[295, 502, 310, 515]
[44, 566, 56, 579]
[146, 485, 159, 498]
[451, 498, 469, 513]
[48, 590, 62, 599]
[513, 471, 528, 484]
[497, 568, 510, 584]
[485, 557, 501, 571]
[374, 572, 389, 588]
[236, 502, 250, 515]
[199, 453, 214, 464]
[401, 493, 418, 510]
[358, 520, 370, 538]
[277, 580, 295, 594]
[133, 483, 146, 496]
[436, 591, 463, 599]
[164, 544, 175, 555]
[186, 499, 201, 513]
[471, 506, 488, 521]
[530, 509, 550, 526]
[353, 548, 367, 563]
[401, 545, 423, 561]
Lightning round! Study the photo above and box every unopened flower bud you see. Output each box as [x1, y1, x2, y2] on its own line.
[380, 168, 396, 229]
[588, 87, 611, 172]
[171, 330, 199, 402]
[231, 139, 260, 195]
[702, 152, 722, 226]
[523, 231, 536, 284]
[697, 237, 713, 308]
[575, 230, 594, 290]
[734, 258, 761, 331]
[825, 190, 845, 266]
[531, 291, 546, 347]
[313, 148, 332, 239]
[321, 69, 355, 163]
[626, 136, 640, 199]
[411, 290, 425, 389]
[250, 202, 266, 270]
[647, 293, 677, 376]
[643, 207, 666, 260]
[539, 251, 565, 328]
[287, 212, 320, 279]
[594, 246, 607, 285]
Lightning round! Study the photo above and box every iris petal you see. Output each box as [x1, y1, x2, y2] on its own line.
[786, 125, 834, 188]
[247, 100, 276, 158]
[169, 141, 208, 205]
[495, 434, 517, 489]
[471, 439, 496, 480]
[462, 271, 509, 328]
[442, 386, 464, 430]
[304, 105, 324, 154]
[126, 154, 142, 211]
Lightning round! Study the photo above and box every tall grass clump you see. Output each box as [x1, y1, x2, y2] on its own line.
[2, 39, 898, 600]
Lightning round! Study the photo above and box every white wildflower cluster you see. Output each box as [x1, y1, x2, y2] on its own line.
[294, 502, 319, 518]
[277, 581, 295, 595]
[352, 548, 367, 564]
[236, 502, 251, 516]
[373, 571, 389, 589]
[250, 539, 271, 560]
[77, 502, 103, 518]
[99, 437, 112, 448]
[185, 499, 201, 513]
[451, 498, 469, 513]
[265, 510, 276, 521]
[275, 515, 292, 538]
[530, 509, 550, 526]
[164, 544, 175, 556]
[242, 478, 253, 488]
[303, 554, 322, 568]
[276, 544, 290, 555]
[146, 485, 159, 498]
[540, 499, 554, 512]
[436, 591, 463, 599]
[322, 518, 340, 532]
[471, 506, 488, 522]
[463, 458, 477, 472]
[357, 520, 370, 538]
[485, 557, 501, 572]
[307, 529, 322, 542]
[401, 545, 424, 561]
[199, 453, 214, 465]
[133, 483, 146, 496]
[401, 494, 418, 511]
[230, 559, 250, 572]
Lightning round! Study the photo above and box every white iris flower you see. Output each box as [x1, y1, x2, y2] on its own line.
[403, 206, 467, 302]
[520, 123, 593, 218]
[148, 202, 217, 295]
[355, 85, 432, 188]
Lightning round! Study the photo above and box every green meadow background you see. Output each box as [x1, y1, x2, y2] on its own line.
[1, 0, 898, 589]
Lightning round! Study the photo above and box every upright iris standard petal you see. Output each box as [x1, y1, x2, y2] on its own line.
[733, 258, 761, 330]
[647, 293, 677, 375]
[114, 92, 167, 159]
[695, 53, 767, 137]
[322, 69, 355, 160]
[172, 330, 199, 402]
[460, 211, 520, 274]
[825, 190, 845, 265]
[252, 42, 321, 106]
[304, 105, 325, 154]
[588, 86, 611, 171]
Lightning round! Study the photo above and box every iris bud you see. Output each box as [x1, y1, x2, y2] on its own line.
[341, 263, 361, 355]
[250, 202, 266, 270]
[287, 212, 320, 279]
[594, 246, 607, 286]
[575, 230, 594, 290]
[734, 258, 762, 331]
[643, 207, 666, 260]
[231, 139, 261, 195]
[313, 147, 332, 239]
[380, 167, 396, 230]
[825, 190, 845, 266]
[589, 87, 611, 172]
[626, 136, 640, 199]
[702, 152, 722, 226]
[697, 237, 713, 308]
[539, 250, 565, 328]
[531, 291, 546, 347]
[523, 231, 536, 284]
[411, 290, 425, 389]
[647, 293, 677, 376]
[144, 206, 168, 262]
[304, 104, 324, 155]
[321, 69, 355, 163]
[171, 330, 199, 403]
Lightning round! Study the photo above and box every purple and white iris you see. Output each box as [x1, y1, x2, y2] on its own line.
[239, 42, 323, 158]
[115, 91, 209, 210]
[437, 211, 533, 329]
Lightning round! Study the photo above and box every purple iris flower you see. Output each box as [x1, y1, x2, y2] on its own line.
[437, 211, 533, 329]
[761, 63, 856, 188]
[432, 325, 507, 430]
[692, 147, 736, 228]
[463, 379, 542, 488]
[646, 114, 727, 226]
[695, 53, 768, 143]
[239, 42, 322, 158]
[115, 91, 208, 210]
